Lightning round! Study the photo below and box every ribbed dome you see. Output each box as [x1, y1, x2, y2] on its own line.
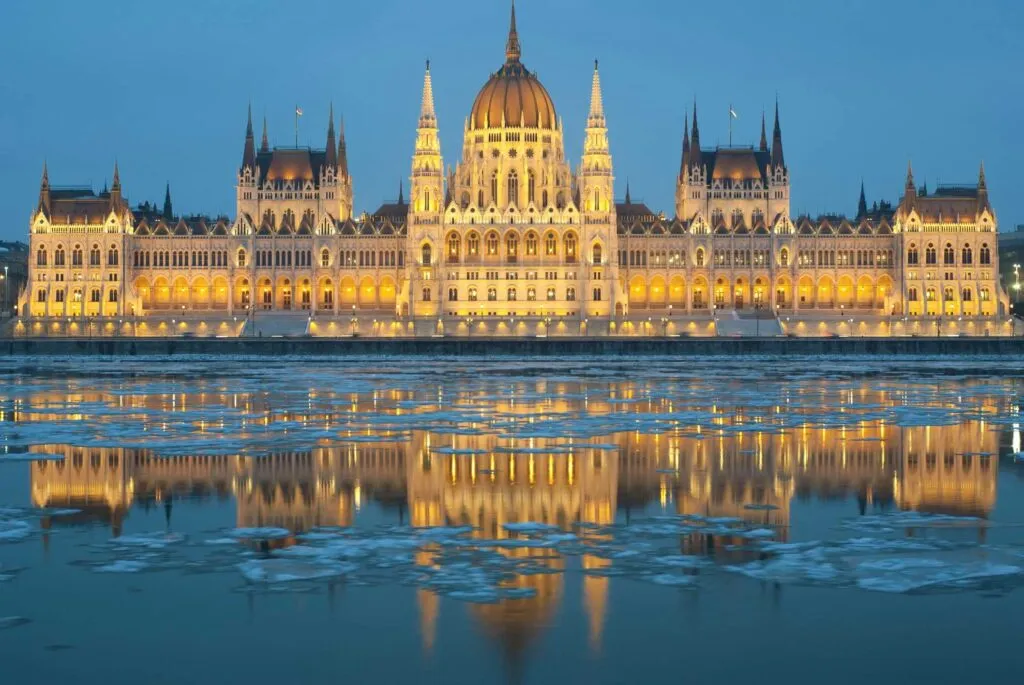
[469, 2, 557, 131]
[470, 62, 557, 130]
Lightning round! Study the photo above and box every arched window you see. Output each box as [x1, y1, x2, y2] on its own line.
[237, 248, 247, 267]
[925, 287, 937, 302]
[907, 244, 919, 265]
[36, 246, 47, 266]
[944, 243, 955, 265]
[448, 234, 460, 261]
[421, 244, 433, 265]
[108, 247, 118, 266]
[908, 287, 919, 302]
[547, 287, 556, 301]
[925, 243, 937, 265]
[506, 234, 518, 258]
[478, 190, 484, 207]
[943, 287, 955, 302]
[508, 287, 517, 301]
[507, 171, 518, 207]
[980, 287, 991, 301]
[564, 234, 577, 260]
[527, 287, 537, 301]
[962, 244, 973, 265]
[422, 287, 432, 302]
[54, 246, 66, 267]
[37, 289, 46, 303]
[696, 248, 705, 267]
[567, 287, 577, 301]
[980, 244, 991, 265]
[545, 232, 557, 256]
[108, 289, 118, 303]
[486, 232, 499, 256]
[468, 233, 480, 256]
[490, 170, 498, 204]
[468, 286, 478, 302]
[89, 288, 101, 303]
[321, 248, 330, 268]
[592, 244, 603, 264]
[542, 190, 549, 208]
[526, 232, 538, 256]
[527, 171, 536, 204]
[72, 246, 83, 267]
[962, 288, 972, 302]
[89, 245, 100, 266]
[448, 287, 458, 302]
[487, 287, 497, 302]
[780, 247, 789, 267]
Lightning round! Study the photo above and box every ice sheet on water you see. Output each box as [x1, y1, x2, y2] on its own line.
[95, 560, 149, 574]
[238, 559, 356, 583]
[230, 527, 292, 541]
[111, 532, 186, 549]
[0, 519, 32, 542]
[854, 559, 1022, 594]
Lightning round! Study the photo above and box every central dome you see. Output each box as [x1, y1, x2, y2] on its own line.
[469, 4, 557, 131]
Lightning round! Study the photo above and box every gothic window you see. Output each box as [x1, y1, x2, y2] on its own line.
[908, 287, 919, 302]
[55, 289, 65, 303]
[89, 245, 100, 266]
[527, 171, 535, 204]
[527, 287, 537, 301]
[980, 287, 990, 301]
[487, 232, 499, 255]
[962, 288, 973, 302]
[468, 286, 478, 302]
[780, 248, 789, 267]
[490, 171, 498, 204]
[696, 248, 705, 267]
[238, 248, 247, 267]
[421, 244, 432, 265]
[108, 289, 118, 303]
[90, 288, 101, 303]
[593, 287, 602, 301]
[321, 249, 331, 268]
[545, 232, 557, 256]
[980, 244, 991, 265]
[526, 232, 538, 256]
[448, 234, 460, 261]
[37, 289, 46, 303]
[422, 287, 432, 302]
[507, 171, 519, 207]
[944, 243, 955, 265]
[567, 287, 577, 301]
[72, 246, 83, 267]
[925, 287, 937, 302]
[944, 287, 955, 302]
[962, 244, 973, 265]
[592, 244, 602, 264]
[488, 287, 497, 302]
[925, 243, 937, 265]
[564, 234, 577, 260]
[468, 233, 480, 256]
[508, 287, 517, 301]
[478, 190, 485, 207]
[907, 244, 919, 265]
[36, 246, 47, 266]
[506, 234, 518, 258]
[448, 287, 458, 301]
[547, 287, 556, 301]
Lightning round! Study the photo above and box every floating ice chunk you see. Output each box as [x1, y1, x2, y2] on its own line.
[238, 559, 355, 583]
[0, 520, 32, 542]
[96, 560, 148, 573]
[740, 529, 777, 539]
[0, 616, 32, 631]
[503, 523, 560, 534]
[112, 533, 185, 549]
[230, 527, 292, 541]
[647, 574, 697, 586]
[203, 538, 240, 546]
[855, 561, 1021, 594]
[446, 590, 500, 604]
[652, 555, 706, 569]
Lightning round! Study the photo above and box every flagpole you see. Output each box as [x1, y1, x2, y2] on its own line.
[729, 103, 732, 147]
[295, 105, 299, 148]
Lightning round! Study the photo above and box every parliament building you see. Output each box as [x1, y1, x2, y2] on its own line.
[16, 4, 1012, 338]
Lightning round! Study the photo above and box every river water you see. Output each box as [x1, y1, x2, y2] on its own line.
[1, 357, 1023, 684]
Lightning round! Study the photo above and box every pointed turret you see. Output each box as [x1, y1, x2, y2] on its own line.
[338, 115, 349, 177]
[680, 115, 690, 179]
[978, 161, 987, 191]
[399, 179, 405, 205]
[771, 100, 785, 169]
[857, 181, 868, 219]
[260, 116, 269, 152]
[587, 60, 605, 128]
[690, 100, 701, 163]
[904, 161, 917, 204]
[241, 104, 256, 171]
[37, 161, 51, 216]
[420, 60, 437, 128]
[325, 104, 338, 170]
[163, 183, 173, 221]
[109, 161, 123, 211]
[506, 0, 521, 63]
[759, 111, 768, 152]
[977, 161, 991, 212]
[112, 160, 120, 191]
[624, 180, 631, 205]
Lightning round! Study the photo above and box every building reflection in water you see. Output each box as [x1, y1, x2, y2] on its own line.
[23, 383, 1001, 673]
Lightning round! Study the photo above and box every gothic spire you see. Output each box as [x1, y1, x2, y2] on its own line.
[260, 116, 269, 152]
[111, 160, 121, 191]
[242, 104, 257, 170]
[506, 0, 521, 63]
[338, 115, 349, 177]
[420, 60, 437, 128]
[625, 179, 631, 205]
[771, 99, 785, 169]
[681, 115, 690, 178]
[163, 183, 173, 221]
[37, 160, 51, 215]
[903, 161, 917, 205]
[857, 181, 868, 219]
[325, 103, 338, 169]
[978, 161, 987, 190]
[690, 100, 701, 164]
[587, 60, 605, 127]
[398, 179, 405, 205]
[759, 110, 768, 152]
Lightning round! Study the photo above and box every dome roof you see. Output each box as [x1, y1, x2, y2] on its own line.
[469, 3, 557, 131]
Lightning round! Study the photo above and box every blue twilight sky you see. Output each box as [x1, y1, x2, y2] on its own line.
[1, 0, 1022, 241]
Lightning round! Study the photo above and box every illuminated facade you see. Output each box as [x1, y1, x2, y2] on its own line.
[16, 3, 1011, 337]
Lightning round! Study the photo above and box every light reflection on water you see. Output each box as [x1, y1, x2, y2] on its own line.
[0, 358, 1023, 685]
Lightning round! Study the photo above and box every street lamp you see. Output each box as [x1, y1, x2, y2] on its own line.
[2, 265, 7, 315]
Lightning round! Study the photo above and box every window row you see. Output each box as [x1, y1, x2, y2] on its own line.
[908, 243, 990, 266]
[37, 287, 119, 303]
[37, 245, 118, 267]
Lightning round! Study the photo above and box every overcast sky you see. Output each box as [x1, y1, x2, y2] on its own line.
[1, 0, 1021, 241]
